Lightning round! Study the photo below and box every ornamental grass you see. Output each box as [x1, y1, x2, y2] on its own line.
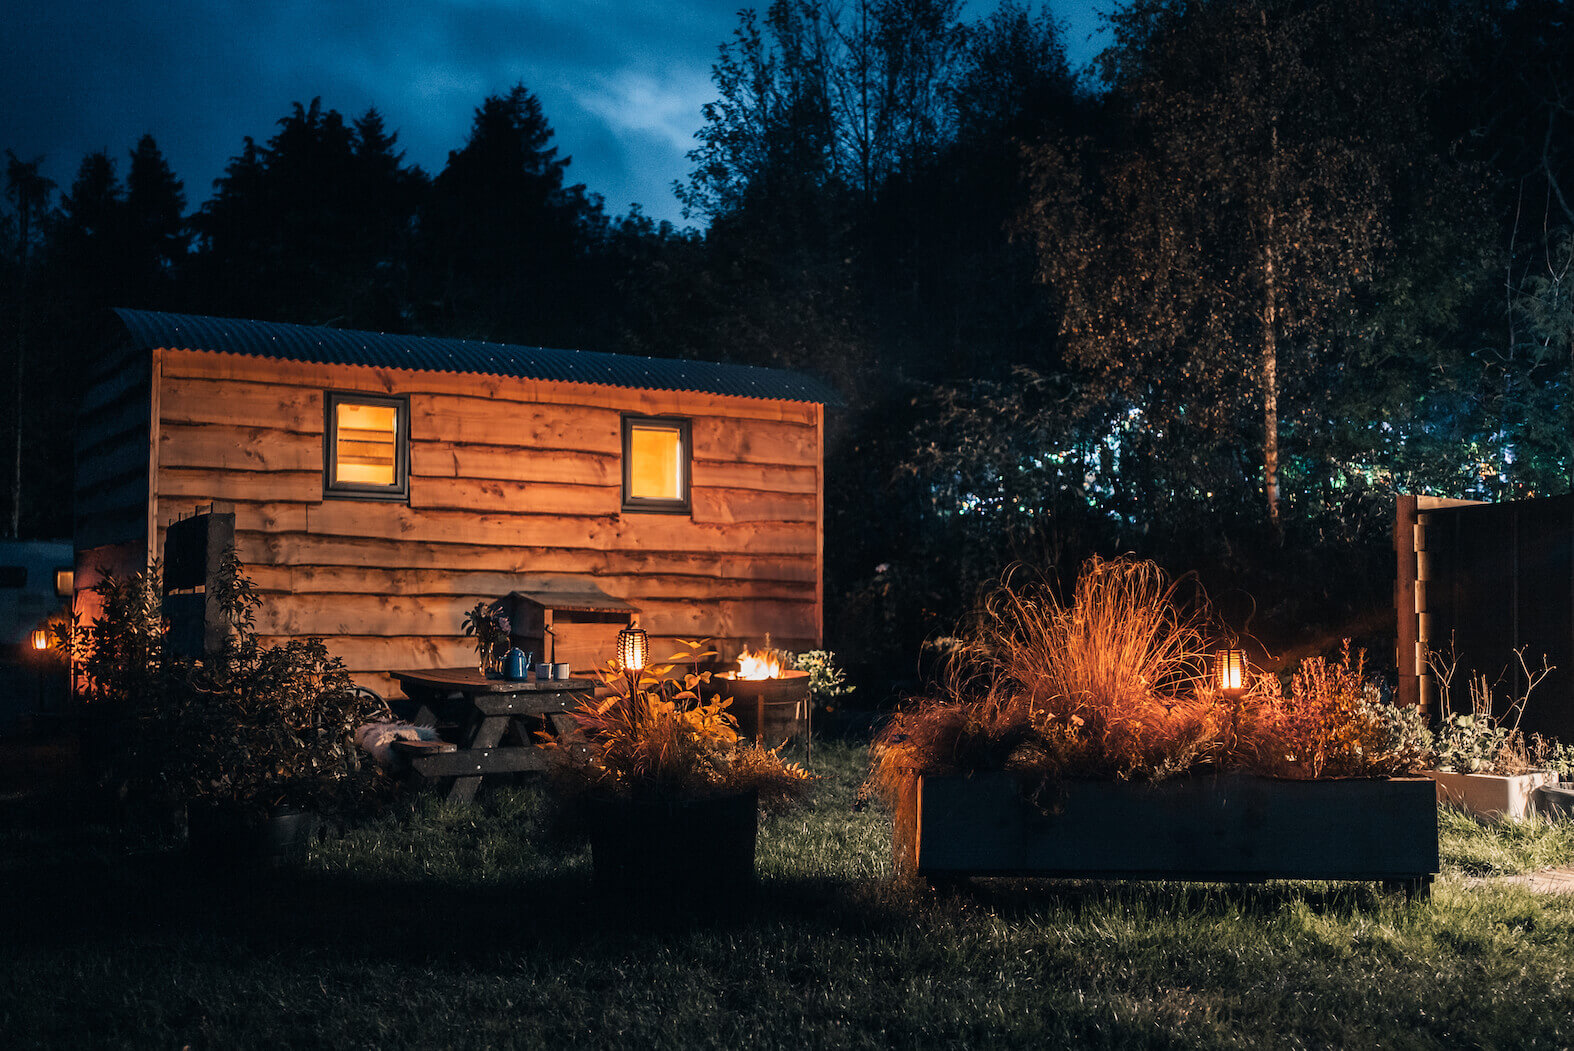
[870, 557, 1427, 812]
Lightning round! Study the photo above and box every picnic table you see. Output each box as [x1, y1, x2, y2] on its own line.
[388, 668, 595, 803]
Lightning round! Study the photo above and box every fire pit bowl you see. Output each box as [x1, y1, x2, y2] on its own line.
[714, 669, 811, 749]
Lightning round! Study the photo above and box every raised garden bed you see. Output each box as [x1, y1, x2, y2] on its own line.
[1426, 768, 1560, 822]
[896, 772, 1440, 897]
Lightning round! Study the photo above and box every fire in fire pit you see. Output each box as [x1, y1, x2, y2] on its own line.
[735, 645, 783, 681]
[716, 644, 811, 750]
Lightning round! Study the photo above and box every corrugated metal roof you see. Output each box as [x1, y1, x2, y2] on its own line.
[113, 309, 841, 405]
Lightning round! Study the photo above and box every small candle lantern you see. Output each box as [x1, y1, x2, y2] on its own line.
[30, 628, 49, 651]
[1214, 647, 1248, 697]
[617, 624, 648, 673]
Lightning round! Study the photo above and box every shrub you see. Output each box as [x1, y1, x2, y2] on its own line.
[79, 555, 391, 819]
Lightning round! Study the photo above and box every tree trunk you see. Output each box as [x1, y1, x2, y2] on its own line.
[9, 203, 26, 539]
[1262, 204, 1281, 532]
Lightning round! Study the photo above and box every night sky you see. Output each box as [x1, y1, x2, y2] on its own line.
[4, 1, 1108, 228]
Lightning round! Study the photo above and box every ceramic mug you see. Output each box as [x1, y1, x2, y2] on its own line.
[552, 662, 571, 680]
[536, 663, 552, 681]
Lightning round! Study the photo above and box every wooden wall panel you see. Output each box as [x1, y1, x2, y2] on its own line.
[412, 442, 617, 485]
[160, 423, 322, 472]
[162, 349, 818, 425]
[237, 532, 817, 582]
[153, 351, 826, 686]
[161, 377, 323, 432]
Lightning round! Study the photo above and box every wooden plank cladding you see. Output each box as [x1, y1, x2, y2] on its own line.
[140, 348, 826, 688]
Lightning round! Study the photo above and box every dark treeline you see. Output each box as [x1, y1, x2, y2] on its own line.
[4, 0, 1572, 677]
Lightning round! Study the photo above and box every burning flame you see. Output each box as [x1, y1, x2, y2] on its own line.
[736, 646, 783, 680]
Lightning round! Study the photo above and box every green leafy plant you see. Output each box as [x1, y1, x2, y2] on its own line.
[1234, 643, 1432, 779]
[1427, 645, 1552, 775]
[792, 648, 854, 714]
[79, 554, 391, 820]
[544, 639, 813, 811]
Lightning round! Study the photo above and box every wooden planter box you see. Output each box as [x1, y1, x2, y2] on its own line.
[1425, 769, 1559, 822]
[897, 772, 1439, 894]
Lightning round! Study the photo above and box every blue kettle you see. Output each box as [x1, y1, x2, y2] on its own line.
[503, 647, 530, 681]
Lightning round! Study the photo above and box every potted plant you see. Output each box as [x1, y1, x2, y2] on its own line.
[867, 558, 1439, 895]
[1422, 648, 1561, 821]
[461, 601, 510, 677]
[80, 556, 392, 864]
[542, 640, 813, 897]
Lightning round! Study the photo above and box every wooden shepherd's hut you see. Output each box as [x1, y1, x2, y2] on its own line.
[76, 310, 838, 696]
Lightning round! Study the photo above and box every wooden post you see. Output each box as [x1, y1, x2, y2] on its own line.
[1395, 494, 1421, 713]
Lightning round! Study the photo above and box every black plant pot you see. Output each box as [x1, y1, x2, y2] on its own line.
[187, 804, 322, 868]
[586, 790, 758, 899]
[1535, 783, 1574, 819]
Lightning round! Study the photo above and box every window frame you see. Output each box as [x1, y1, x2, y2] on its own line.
[621, 414, 692, 515]
[323, 391, 410, 502]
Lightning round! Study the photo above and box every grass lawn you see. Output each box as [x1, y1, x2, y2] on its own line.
[3, 740, 1574, 1049]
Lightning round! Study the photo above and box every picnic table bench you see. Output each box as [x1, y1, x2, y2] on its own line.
[388, 668, 594, 803]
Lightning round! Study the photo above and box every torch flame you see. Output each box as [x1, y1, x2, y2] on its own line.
[736, 646, 782, 680]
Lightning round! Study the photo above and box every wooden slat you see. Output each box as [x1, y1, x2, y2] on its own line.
[691, 416, 817, 466]
[146, 349, 162, 566]
[408, 476, 621, 516]
[690, 487, 817, 524]
[75, 508, 147, 552]
[288, 501, 815, 555]
[243, 563, 815, 602]
[161, 376, 324, 431]
[79, 398, 150, 458]
[413, 394, 622, 452]
[76, 441, 149, 489]
[76, 475, 150, 520]
[237, 532, 818, 582]
[814, 403, 824, 647]
[412, 441, 618, 485]
[160, 423, 323, 472]
[472, 693, 581, 716]
[160, 467, 322, 504]
[410, 747, 549, 777]
[162, 349, 821, 424]
[250, 590, 816, 641]
[80, 356, 149, 415]
[690, 459, 818, 494]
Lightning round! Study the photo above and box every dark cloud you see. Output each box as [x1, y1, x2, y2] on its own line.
[3, 1, 1107, 227]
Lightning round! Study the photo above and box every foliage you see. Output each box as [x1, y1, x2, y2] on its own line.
[544, 640, 814, 811]
[1022, 0, 1458, 527]
[869, 557, 1222, 807]
[460, 601, 510, 671]
[870, 559, 1434, 810]
[1427, 645, 1553, 775]
[78, 556, 391, 818]
[1233, 643, 1433, 779]
[792, 648, 855, 712]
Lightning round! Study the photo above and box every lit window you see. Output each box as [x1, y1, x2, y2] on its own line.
[622, 416, 690, 513]
[325, 392, 409, 500]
